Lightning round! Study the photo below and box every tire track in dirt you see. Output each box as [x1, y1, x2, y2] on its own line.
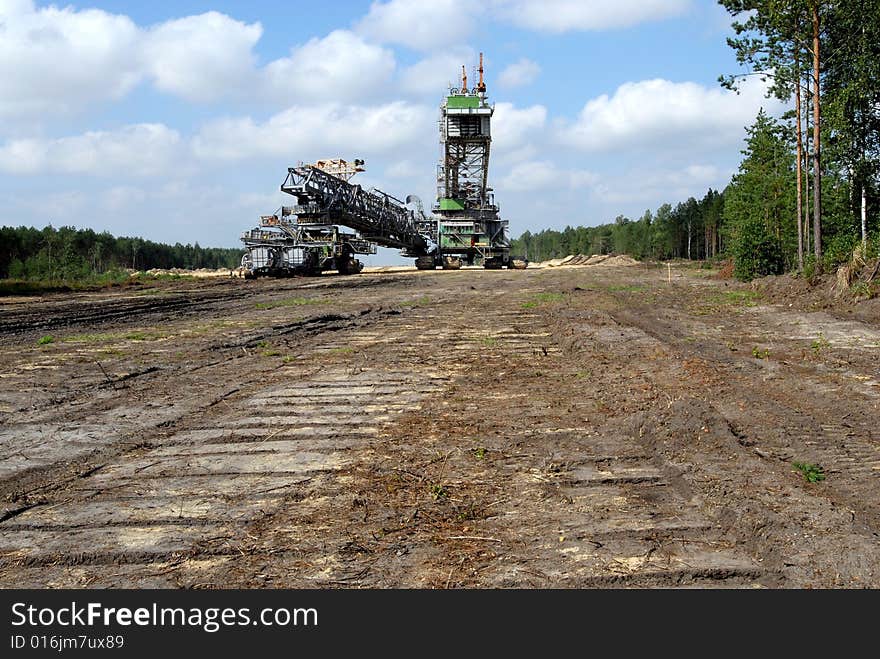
[0, 366, 447, 584]
[589, 290, 880, 586]
[181, 283, 768, 588]
[2, 267, 872, 587]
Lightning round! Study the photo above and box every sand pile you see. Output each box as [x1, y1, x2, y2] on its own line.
[542, 254, 639, 267]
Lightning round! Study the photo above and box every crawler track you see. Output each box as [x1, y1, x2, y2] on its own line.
[0, 266, 878, 587]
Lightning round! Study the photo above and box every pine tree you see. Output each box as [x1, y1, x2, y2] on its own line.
[724, 110, 795, 280]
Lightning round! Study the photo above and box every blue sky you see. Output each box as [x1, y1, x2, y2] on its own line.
[0, 1, 786, 263]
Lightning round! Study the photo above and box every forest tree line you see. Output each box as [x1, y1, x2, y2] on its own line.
[0, 225, 243, 281]
[511, 189, 725, 265]
[516, 0, 879, 281]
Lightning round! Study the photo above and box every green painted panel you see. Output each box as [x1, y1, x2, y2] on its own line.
[446, 96, 479, 109]
[439, 198, 465, 211]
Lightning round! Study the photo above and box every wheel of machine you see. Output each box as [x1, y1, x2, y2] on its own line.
[510, 258, 528, 270]
[483, 258, 502, 270]
[240, 253, 255, 279]
[338, 257, 363, 275]
[442, 257, 462, 270]
[415, 256, 436, 270]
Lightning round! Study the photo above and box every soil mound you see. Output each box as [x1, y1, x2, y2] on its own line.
[543, 254, 639, 267]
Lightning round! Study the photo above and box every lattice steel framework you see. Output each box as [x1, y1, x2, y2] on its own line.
[281, 165, 429, 254]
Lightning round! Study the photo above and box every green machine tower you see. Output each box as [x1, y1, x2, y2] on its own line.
[417, 54, 518, 270]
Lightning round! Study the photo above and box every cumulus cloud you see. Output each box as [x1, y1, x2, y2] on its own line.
[0, 124, 185, 177]
[0, 4, 397, 119]
[101, 185, 148, 212]
[559, 76, 785, 153]
[356, 0, 475, 51]
[400, 48, 475, 96]
[143, 12, 262, 103]
[493, 0, 691, 33]
[356, 0, 689, 46]
[0, 1, 142, 118]
[592, 163, 728, 205]
[264, 30, 396, 104]
[499, 160, 599, 192]
[385, 159, 421, 179]
[192, 102, 434, 162]
[491, 102, 548, 163]
[497, 58, 541, 89]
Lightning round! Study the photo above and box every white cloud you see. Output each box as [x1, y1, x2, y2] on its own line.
[0, 124, 185, 177]
[499, 160, 598, 192]
[192, 102, 434, 162]
[559, 76, 785, 153]
[385, 159, 420, 178]
[355, 1, 689, 46]
[0, 0, 35, 16]
[0, 5, 397, 120]
[493, 103, 547, 146]
[497, 58, 541, 89]
[4, 188, 90, 220]
[592, 163, 727, 205]
[0, 1, 142, 118]
[143, 12, 262, 103]
[263, 30, 396, 104]
[491, 102, 548, 163]
[493, 0, 691, 33]
[101, 185, 148, 212]
[400, 48, 475, 96]
[356, 0, 474, 50]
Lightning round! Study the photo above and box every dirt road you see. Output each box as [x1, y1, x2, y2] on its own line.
[1, 264, 878, 588]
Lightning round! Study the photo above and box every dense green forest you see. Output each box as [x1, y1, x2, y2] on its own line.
[0, 225, 242, 282]
[517, 0, 879, 281]
[511, 189, 725, 264]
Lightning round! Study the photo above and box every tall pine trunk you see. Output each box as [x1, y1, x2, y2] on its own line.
[811, 4, 822, 270]
[804, 71, 811, 259]
[795, 51, 805, 272]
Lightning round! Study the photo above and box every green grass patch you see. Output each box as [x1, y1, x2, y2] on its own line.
[521, 292, 565, 309]
[811, 333, 830, 355]
[255, 297, 326, 310]
[36, 335, 54, 345]
[692, 289, 763, 316]
[399, 295, 431, 307]
[326, 346, 355, 355]
[478, 336, 498, 347]
[850, 281, 876, 299]
[752, 346, 770, 359]
[429, 483, 449, 501]
[708, 290, 762, 307]
[0, 270, 132, 296]
[793, 461, 825, 483]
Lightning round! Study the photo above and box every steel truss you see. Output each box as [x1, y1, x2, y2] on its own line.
[281, 166, 430, 255]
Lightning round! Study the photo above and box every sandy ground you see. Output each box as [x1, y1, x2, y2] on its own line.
[0, 262, 878, 588]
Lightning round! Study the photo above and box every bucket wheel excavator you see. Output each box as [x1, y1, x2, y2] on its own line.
[240, 54, 526, 276]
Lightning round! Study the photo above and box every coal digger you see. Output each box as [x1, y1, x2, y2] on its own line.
[240, 54, 526, 277]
